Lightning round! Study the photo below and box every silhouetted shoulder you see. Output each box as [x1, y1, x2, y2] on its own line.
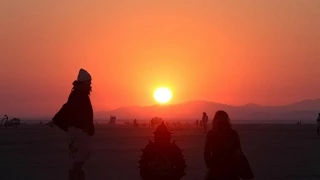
[231, 129, 239, 139]
[170, 141, 181, 149]
[231, 129, 238, 135]
[143, 140, 156, 151]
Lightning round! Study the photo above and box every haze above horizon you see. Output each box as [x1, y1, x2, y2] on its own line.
[1, 0, 319, 117]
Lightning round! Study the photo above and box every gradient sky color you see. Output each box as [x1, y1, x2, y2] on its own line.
[1, 0, 319, 117]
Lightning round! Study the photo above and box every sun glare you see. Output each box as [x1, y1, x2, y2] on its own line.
[154, 87, 172, 104]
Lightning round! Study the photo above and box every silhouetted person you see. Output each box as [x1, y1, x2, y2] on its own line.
[204, 111, 254, 180]
[317, 113, 320, 135]
[1, 115, 8, 125]
[52, 68, 94, 180]
[202, 112, 209, 134]
[139, 122, 186, 180]
[134, 119, 138, 126]
[196, 119, 199, 126]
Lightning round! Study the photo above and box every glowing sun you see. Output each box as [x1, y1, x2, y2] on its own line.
[153, 87, 172, 104]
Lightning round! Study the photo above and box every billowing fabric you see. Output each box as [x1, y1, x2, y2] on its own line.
[52, 88, 94, 136]
[68, 127, 92, 163]
[52, 103, 69, 131]
[66, 89, 94, 136]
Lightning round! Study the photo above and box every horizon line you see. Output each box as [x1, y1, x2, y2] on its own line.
[3, 98, 319, 119]
[101, 98, 320, 111]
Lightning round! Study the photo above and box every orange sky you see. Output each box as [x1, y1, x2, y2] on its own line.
[0, 0, 319, 117]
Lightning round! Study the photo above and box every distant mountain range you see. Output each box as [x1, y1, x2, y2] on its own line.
[94, 99, 320, 121]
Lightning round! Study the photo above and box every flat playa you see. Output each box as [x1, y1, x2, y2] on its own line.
[0, 123, 320, 180]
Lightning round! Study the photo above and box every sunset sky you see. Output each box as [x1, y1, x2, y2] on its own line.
[1, 0, 319, 117]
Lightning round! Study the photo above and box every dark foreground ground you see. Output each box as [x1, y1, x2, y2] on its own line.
[0, 123, 320, 180]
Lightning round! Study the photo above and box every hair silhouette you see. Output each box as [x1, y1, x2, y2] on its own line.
[212, 110, 231, 131]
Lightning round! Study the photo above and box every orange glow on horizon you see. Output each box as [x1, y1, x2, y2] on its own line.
[0, 1, 319, 117]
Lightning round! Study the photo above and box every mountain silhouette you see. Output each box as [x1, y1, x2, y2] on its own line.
[95, 99, 320, 121]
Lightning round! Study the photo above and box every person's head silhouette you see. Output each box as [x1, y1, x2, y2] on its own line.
[153, 121, 172, 144]
[212, 110, 231, 131]
[72, 68, 92, 94]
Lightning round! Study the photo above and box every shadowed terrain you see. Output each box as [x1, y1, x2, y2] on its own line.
[0, 124, 320, 180]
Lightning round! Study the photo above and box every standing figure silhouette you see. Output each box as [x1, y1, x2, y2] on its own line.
[202, 112, 209, 134]
[204, 110, 254, 180]
[52, 68, 94, 180]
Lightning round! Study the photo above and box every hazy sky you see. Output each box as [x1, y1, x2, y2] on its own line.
[0, 0, 319, 117]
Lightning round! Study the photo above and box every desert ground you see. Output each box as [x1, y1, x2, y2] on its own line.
[1, 123, 320, 180]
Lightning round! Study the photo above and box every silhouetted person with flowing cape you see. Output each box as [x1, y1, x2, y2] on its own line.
[139, 121, 187, 180]
[52, 68, 94, 180]
[204, 111, 254, 180]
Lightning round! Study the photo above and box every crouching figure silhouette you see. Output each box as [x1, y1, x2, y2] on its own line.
[139, 122, 187, 180]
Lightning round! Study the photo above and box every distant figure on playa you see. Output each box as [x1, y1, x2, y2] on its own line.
[202, 112, 209, 134]
[317, 113, 320, 135]
[204, 110, 254, 180]
[1, 114, 8, 125]
[52, 68, 94, 180]
[196, 119, 199, 126]
[139, 122, 187, 180]
[134, 119, 138, 126]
